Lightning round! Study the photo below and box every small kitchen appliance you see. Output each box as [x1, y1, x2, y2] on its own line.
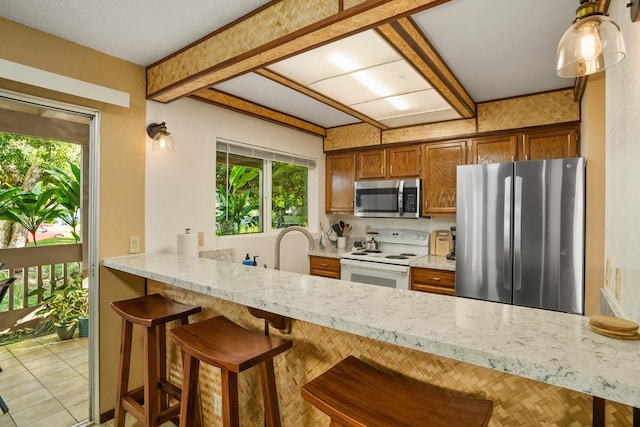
[446, 226, 456, 260]
[340, 229, 429, 290]
[354, 179, 421, 218]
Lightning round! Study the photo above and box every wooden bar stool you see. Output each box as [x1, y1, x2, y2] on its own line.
[111, 293, 202, 427]
[169, 315, 293, 427]
[301, 356, 493, 427]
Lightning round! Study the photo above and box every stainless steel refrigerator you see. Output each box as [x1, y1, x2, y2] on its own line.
[455, 158, 585, 314]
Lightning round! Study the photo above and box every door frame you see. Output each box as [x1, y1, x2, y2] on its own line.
[0, 88, 101, 424]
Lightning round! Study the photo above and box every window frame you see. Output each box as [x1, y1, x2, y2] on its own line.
[215, 138, 318, 237]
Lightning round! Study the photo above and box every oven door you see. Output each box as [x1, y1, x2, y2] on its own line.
[340, 258, 410, 290]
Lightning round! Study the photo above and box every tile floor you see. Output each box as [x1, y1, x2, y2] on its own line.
[0, 333, 88, 427]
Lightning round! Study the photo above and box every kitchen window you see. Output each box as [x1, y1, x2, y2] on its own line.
[215, 139, 315, 236]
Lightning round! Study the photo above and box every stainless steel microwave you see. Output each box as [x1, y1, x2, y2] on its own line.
[354, 179, 421, 218]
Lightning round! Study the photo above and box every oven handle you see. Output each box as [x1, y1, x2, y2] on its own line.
[340, 258, 409, 273]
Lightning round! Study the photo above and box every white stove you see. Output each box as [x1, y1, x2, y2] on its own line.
[340, 229, 429, 289]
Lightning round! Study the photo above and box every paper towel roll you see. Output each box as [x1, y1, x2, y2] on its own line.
[177, 232, 199, 257]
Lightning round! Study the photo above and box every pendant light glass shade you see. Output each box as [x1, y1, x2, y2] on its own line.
[557, 14, 626, 77]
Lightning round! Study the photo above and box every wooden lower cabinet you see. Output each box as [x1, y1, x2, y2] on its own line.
[310, 256, 341, 279]
[410, 267, 455, 296]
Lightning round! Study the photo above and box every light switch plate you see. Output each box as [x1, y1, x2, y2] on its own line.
[129, 236, 140, 254]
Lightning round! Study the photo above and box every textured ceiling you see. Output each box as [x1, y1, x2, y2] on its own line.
[0, 0, 580, 129]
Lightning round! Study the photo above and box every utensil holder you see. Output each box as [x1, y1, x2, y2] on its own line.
[337, 236, 347, 248]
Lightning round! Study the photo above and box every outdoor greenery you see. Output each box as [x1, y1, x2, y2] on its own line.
[215, 159, 308, 235]
[0, 132, 81, 247]
[216, 164, 261, 235]
[0, 132, 84, 330]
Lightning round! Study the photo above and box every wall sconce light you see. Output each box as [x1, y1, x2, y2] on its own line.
[146, 122, 175, 151]
[556, 0, 626, 78]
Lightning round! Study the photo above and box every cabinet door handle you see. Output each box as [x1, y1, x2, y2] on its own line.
[320, 263, 328, 267]
[390, 164, 393, 175]
[428, 277, 441, 281]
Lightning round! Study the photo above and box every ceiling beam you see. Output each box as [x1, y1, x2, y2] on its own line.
[376, 17, 476, 118]
[255, 68, 390, 130]
[190, 88, 326, 136]
[147, 0, 450, 103]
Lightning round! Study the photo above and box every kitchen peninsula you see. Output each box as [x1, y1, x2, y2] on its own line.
[103, 253, 639, 425]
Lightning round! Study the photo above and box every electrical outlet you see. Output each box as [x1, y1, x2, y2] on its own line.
[128, 236, 140, 254]
[213, 394, 222, 416]
[198, 231, 204, 246]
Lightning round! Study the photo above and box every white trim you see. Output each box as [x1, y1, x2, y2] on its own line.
[0, 89, 101, 424]
[0, 59, 130, 108]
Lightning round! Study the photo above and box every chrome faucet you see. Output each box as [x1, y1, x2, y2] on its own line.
[274, 226, 316, 270]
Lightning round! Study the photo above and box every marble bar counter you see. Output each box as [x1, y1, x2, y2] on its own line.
[103, 253, 640, 410]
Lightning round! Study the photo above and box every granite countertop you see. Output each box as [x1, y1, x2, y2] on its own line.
[103, 253, 640, 408]
[309, 244, 456, 271]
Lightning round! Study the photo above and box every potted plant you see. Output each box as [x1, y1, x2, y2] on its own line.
[35, 282, 87, 340]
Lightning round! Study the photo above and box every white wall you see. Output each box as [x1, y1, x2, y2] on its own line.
[145, 98, 326, 273]
[605, 0, 640, 323]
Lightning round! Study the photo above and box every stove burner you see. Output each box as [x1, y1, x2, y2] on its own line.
[385, 255, 409, 260]
[400, 253, 416, 257]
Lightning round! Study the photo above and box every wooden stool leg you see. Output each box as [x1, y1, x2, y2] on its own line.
[259, 359, 281, 427]
[114, 319, 133, 427]
[221, 370, 240, 427]
[179, 353, 200, 427]
[158, 322, 168, 413]
[145, 323, 160, 427]
[593, 396, 605, 427]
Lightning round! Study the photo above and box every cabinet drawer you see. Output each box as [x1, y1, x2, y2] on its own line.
[310, 256, 341, 279]
[410, 268, 455, 296]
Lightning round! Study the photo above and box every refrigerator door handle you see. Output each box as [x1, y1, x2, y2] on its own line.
[513, 175, 523, 291]
[503, 176, 512, 289]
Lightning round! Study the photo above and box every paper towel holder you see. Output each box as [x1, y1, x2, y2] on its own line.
[147, 122, 174, 152]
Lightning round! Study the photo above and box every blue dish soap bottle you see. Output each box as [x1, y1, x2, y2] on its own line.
[242, 253, 253, 266]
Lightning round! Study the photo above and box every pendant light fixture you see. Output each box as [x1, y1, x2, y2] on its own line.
[556, 0, 626, 78]
[146, 122, 175, 151]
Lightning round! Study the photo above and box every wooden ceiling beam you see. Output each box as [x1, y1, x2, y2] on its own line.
[190, 88, 327, 137]
[147, 0, 449, 103]
[255, 68, 389, 130]
[376, 17, 476, 118]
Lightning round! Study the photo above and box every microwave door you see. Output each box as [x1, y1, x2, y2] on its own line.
[354, 185, 400, 217]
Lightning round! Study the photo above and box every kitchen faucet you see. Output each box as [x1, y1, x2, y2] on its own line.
[274, 226, 316, 270]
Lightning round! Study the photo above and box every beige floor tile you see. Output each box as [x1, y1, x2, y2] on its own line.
[28, 359, 68, 379]
[54, 384, 88, 408]
[45, 375, 87, 399]
[3, 388, 53, 413]
[1, 378, 43, 401]
[43, 339, 84, 355]
[1, 367, 34, 388]
[11, 347, 53, 365]
[61, 352, 87, 368]
[37, 367, 80, 389]
[0, 413, 17, 427]
[72, 362, 88, 377]
[22, 409, 76, 427]
[64, 399, 88, 423]
[0, 355, 20, 369]
[21, 353, 61, 371]
[8, 397, 65, 426]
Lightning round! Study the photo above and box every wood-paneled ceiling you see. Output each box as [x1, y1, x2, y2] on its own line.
[0, 0, 609, 136]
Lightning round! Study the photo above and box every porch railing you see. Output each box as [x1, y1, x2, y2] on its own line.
[0, 244, 82, 332]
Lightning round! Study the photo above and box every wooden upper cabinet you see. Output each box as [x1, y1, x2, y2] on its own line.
[469, 134, 519, 164]
[357, 146, 421, 180]
[357, 148, 386, 179]
[326, 152, 356, 214]
[387, 145, 421, 178]
[422, 140, 466, 215]
[523, 126, 579, 160]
